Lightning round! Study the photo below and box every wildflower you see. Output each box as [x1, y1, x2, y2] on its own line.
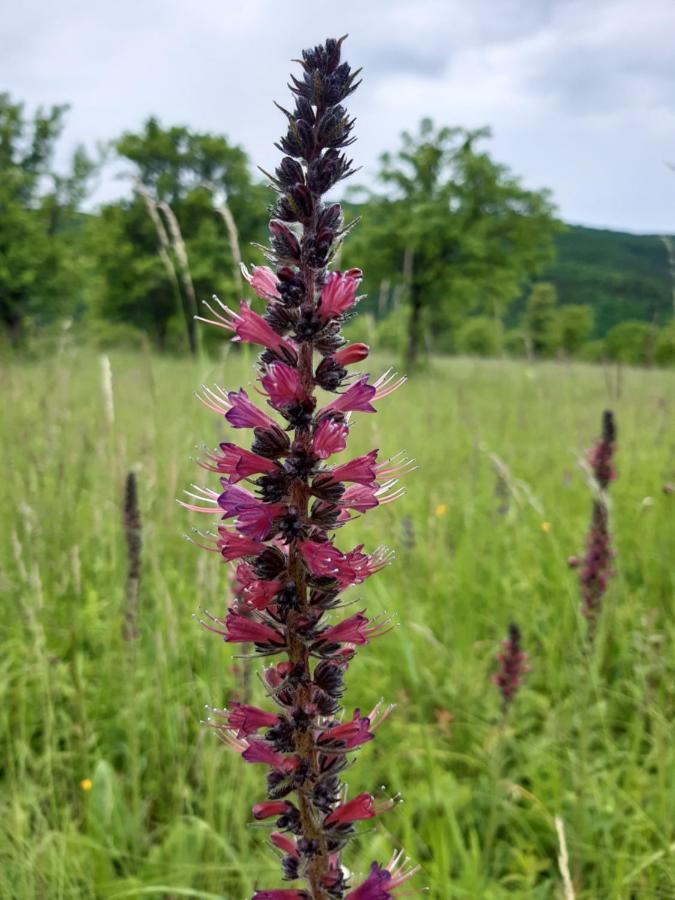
[312, 416, 350, 459]
[221, 611, 285, 646]
[434, 503, 448, 517]
[241, 740, 298, 771]
[346, 852, 420, 899]
[216, 530, 267, 563]
[196, 299, 296, 361]
[331, 450, 379, 485]
[317, 709, 375, 751]
[577, 410, 617, 632]
[80, 778, 93, 792]
[270, 832, 299, 857]
[200, 443, 278, 482]
[540, 521, 551, 533]
[335, 342, 370, 366]
[318, 269, 363, 319]
[320, 375, 377, 415]
[252, 800, 293, 821]
[226, 702, 280, 738]
[493, 623, 529, 713]
[242, 264, 281, 300]
[324, 792, 376, 826]
[261, 362, 306, 410]
[183, 36, 414, 898]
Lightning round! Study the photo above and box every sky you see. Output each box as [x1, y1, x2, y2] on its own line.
[3, 0, 675, 233]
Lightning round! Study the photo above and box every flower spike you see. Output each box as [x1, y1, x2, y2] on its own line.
[182, 36, 414, 899]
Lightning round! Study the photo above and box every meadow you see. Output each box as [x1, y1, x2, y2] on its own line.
[1, 347, 674, 899]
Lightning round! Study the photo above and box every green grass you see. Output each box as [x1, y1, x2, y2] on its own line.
[1, 347, 674, 899]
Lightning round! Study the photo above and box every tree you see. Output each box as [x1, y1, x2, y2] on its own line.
[557, 304, 594, 357]
[94, 118, 269, 352]
[345, 119, 558, 368]
[654, 323, 675, 366]
[524, 282, 559, 358]
[456, 316, 499, 357]
[0, 94, 95, 343]
[605, 321, 652, 365]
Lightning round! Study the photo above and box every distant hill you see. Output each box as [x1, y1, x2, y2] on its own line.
[542, 225, 673, 336]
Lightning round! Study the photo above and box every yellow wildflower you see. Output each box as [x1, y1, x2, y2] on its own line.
[80, 778, 93, 792]
[540, 521, 552, 533]
[435, 504, 448, 518]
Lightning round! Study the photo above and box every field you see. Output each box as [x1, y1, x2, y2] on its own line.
[1, 348, 674, 899]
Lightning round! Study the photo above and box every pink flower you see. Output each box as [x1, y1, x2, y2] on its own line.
[331, 450, 379, 485]
[233, 564, 282, 610]
[324, 792, 375, 826]
[317, 709, 374, 750]
[261, 362, 305, 409]
[320, 376, 376, 415]
[346, 853, 419, 899]
[334, 342, 370, 367]
[312, 417, 349, 460]
[224, 611, 285, 646]
[202, 443, 277, 482]
[336, 545, 393, 587]
[298, 540, 344, 577]
[218, 483, 283, 541]
[216, 530, 267, 562]
[242, 739, 298, 771]
[340, 484, 380, 513]
[224, 389, 277, 430]
[318, 612, 370, 645]
[252, 800, 292, 821]
[197, 298, 296, 358]
[345, 863, 392, 899]
[270, 832, 299, 857]
[243, 264, 281, 300]
[227, 703, 280, 738]
[319, 269, 362, 319]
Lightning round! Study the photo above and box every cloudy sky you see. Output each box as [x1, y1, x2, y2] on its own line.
[3, 0, 675, 232]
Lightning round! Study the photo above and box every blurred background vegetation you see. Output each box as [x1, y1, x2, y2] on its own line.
[2, 93, 674, 368]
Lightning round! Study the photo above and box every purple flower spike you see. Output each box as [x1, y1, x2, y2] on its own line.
[183, 36, 416, 900]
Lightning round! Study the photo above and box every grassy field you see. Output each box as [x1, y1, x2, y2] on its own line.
[1, 347, 674, 899]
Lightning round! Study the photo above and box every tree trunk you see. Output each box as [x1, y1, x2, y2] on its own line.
[405, 284, 423, 370]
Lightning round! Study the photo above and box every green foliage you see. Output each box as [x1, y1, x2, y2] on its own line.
[524, 282, 559, 357]
[1, 351, 674, 898]
[92, 118, 269, 353]
[456, 315, 500, 357]
[540, 226, 672, 336]
[344, 119, 559, 366]
[0, 94, 96, 342]
[1, 95, 673, 369]
[500, 329, 526, 357]
[605, 320, 653, 365]
[654, 323, 675, 366]
[557, 304, 594, 356]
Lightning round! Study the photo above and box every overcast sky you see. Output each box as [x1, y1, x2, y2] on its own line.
[3, 0, 675, 233]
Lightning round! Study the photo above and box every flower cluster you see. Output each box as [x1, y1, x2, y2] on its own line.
[183, 36, 417, 900]
[493, 623, 529, 714]
[577, 410, 617, 632]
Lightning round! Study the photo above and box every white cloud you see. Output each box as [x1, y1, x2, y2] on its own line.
[2, 0, 675, 230]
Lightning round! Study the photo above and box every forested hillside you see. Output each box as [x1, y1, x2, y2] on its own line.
[541, 225, 673, 335]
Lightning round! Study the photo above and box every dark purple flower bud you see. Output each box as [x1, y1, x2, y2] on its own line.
[275, 157, 305, 189]
[316, 106, 356, 150]
[269, 220, 301, 265]
[252, 424, 291, 460]
[276, 267, 306, 307]
[314, 355, 348, 391]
